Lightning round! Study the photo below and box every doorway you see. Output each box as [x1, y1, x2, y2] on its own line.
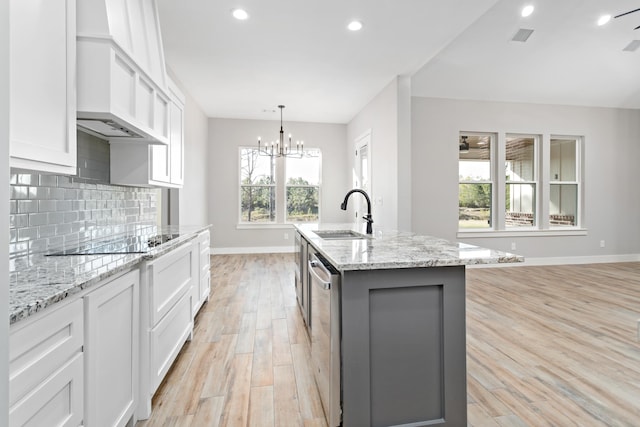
[353, 129, 372, 222]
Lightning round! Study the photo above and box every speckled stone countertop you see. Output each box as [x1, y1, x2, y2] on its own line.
[9, 225, 210, 325]
[295, 223, 523, 271]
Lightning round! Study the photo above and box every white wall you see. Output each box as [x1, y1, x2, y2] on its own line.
[346, 76, 413, 231]
[208, 118, 349, 250]
[412, 97, 640, 259]
[178, 89, 209, 226]
[1, 0, 9, 421]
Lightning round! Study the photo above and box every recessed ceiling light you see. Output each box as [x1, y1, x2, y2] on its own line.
[521, 5, 534, 18]
[597, 14, 611, 26]
[232, 8, 249, 20]
[347, 20, 363, 31]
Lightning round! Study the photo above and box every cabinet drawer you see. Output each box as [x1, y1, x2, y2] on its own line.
[149, 242, 194, 325]
[9, 298, 83, 407]
[10, 352, 83, 427]
[150, 291, 192, 393]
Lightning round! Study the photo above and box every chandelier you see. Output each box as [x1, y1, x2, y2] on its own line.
[257, 105, 304, 158]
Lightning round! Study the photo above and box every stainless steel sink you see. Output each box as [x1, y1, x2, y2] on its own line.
[313, 230, 372, 240]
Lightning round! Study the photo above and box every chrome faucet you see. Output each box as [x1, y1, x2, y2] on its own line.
[341, 189, 373, 234]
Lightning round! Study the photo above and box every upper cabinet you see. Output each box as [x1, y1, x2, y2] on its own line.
[9, 0, 77, 175]
[110, 77, 185, 188]
[76, 0, 170, 144]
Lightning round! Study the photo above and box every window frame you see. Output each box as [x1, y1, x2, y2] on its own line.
[504, 134, 540, 229]
[284, 148, 322, 224]
[549, 135, 582, 229]
[238, 146, 323, 226]
[238, 147, 277, 224]
[458, 132, 496, 230]
[458, 132, 585, 238]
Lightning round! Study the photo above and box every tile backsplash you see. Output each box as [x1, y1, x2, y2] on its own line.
[9, 132, 158, 259]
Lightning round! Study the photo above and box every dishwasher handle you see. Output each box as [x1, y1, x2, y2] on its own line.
[308, 259, 331, 290]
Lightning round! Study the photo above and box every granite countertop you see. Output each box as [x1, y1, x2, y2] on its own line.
[9, 225, 210, 325]
[295, 223, 523, 271]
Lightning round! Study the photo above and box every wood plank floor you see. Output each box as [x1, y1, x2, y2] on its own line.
[137, 255, 640, 426]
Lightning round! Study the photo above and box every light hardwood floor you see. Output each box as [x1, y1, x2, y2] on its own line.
[137, 255, 640, 426]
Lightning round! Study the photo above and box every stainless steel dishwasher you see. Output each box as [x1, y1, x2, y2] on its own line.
[308, 252, 341, 427]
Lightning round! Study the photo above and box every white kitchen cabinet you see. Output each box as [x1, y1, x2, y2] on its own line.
[9, 0, 77, 175]
[9, 299, 84, 427]
[150, 291, 192, 392]
[84, 269, 139, 427]
[193, 230, 211, 314]
[77, 0, 170, 144]
[138, 242, 194, 418]
[110, 77, 185, 188]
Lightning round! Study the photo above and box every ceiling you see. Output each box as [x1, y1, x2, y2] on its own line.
[157, 0, 640, 124]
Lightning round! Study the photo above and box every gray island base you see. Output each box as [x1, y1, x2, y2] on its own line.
[295, 223, 523, 427]
[342, 266, 466, 426]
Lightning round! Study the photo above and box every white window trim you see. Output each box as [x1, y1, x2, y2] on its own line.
[238, 147, 277, 224]
[504, 133, 539, 230]
[238, 146, 322, 227]
[458, 133, 584, 237]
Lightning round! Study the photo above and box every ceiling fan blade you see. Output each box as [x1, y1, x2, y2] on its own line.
[614, 8, 640, 18]
[635, 24, 640, 30]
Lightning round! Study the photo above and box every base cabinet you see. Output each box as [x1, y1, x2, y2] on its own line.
[138, 242, 195, 419]
[193, 230, 211, 314]
[84, 269, 139, 427]
[9, 299, 84, 427]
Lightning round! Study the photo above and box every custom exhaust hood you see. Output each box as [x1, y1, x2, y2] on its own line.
[76, 0, 170, 145]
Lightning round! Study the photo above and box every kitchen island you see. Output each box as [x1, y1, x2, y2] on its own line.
[295, 223, 523, 427]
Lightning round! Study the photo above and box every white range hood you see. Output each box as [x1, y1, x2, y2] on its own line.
[76, 0, 170, 145]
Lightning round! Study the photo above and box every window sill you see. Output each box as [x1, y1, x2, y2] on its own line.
[236, 223, 296, 230]
[457, 228, 588, 238]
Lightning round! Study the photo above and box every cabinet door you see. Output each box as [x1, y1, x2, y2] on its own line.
[84, 270, 139, 427]
[9, 353, 84, 427]
[150, 291, 192, 393]
[9, 299, 84, 427]
[9, 0, 76, 175]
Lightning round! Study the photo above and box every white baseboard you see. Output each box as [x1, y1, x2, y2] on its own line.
[210, 246, 295, 255]
[469, 253, 640, 268]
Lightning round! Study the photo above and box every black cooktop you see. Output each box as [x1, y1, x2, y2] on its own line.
[46, 234, 179, 256]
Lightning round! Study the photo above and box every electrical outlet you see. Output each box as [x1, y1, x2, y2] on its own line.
[600, 240, 605, 248]
[511, 242, 517, 250]
[284, 233, 289, 240]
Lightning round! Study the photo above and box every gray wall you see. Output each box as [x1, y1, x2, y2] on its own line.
[207, 117, 349, 250]
[166, 69, 209, 227]
[9, 132, 158, 259]
[346, 76, 413, 232]
[411, 97, 640, 258]
[179, 88, 209, 226]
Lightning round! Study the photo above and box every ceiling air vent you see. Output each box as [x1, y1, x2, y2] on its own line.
[511, 28, 534, 42]
[623, 40, 640, 52]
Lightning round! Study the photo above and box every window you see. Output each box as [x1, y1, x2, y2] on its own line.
[550, 137, 579, 227]
[285, 149, 321, 222]
[459, 134, 494, 229]
[240, 148, 276, 222]
[458, 132, 582, 233]
[239, 147, 321, 224]
[505, 135, 537, 228]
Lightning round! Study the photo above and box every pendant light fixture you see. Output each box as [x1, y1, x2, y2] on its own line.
[257, 105, 304, 158]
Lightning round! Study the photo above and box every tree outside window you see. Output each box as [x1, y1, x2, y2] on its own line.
[459, 134, 493, 229]
[240, 148, 276, 222]
[286, 149, 321, 222]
